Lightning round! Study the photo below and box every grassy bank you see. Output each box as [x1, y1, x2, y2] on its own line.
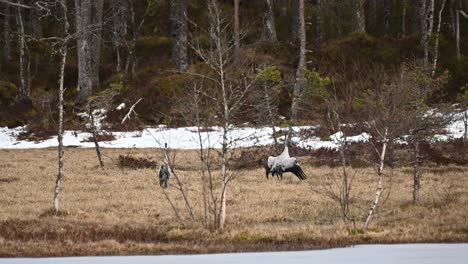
[0, 148, 467, 257]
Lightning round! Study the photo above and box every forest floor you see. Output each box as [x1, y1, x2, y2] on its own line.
[0, 148, 467, 257]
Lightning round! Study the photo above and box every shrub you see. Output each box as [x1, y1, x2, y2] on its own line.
[118, 154, 157, 170]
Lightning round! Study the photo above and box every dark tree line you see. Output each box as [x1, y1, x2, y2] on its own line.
[0, 0, 467, 104]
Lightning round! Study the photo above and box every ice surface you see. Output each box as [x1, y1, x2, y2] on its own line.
[2, 244, 467, 264]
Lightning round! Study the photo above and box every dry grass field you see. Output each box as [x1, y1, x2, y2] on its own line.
[0, 148, 467, 257]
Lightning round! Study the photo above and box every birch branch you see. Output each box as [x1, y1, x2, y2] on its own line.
[460, 10, 468, 19]
[121, 98, 142, 124]
[0, 0, 31, 9]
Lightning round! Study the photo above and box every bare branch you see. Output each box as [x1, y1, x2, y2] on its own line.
[121, 98, 142, 124]
[0, 0, 31, 9]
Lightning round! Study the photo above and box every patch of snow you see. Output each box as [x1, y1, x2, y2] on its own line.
[0, 110, 465, 150]
[116, 103, 125, 110]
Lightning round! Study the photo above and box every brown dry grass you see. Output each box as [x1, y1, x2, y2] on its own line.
[0, 148, 467, 257]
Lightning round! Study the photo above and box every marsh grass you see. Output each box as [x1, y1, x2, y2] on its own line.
[0, 148, 467, 256]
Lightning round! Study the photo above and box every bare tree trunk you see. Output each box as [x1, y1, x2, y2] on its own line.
[432, 0, 447, 76]
[412, 141, 422, 205]
[2, 4, 11, 62]
[291, 0, 306, 122]
[112, 0, 127, 72]
[261, 0, 278, 42]
[449, 0, 456, 37]
[218, 45, 229, 232]
[384, 0, 392, 36]
[234, 0, 240, 59]
[29, 3, 42, 38]
[367, 0, 377, 33]
[90, 0, 103, 87]
[290, 0, 300, 43]
[54, 0, 69, 213]
[170, 0, 188, 72]
[16, 2, 29, 101]
[192, 85, 209, 227]
[125, 0, 138, 77]
[421, 0, 435, 68]
[75, 0, 92, 101]
[355, 0, 366, 33]
[456, 0, 460, 60]
[314, 0, 323, 50]
[364, 130, 388, 229]
[402, 0, 407, 36]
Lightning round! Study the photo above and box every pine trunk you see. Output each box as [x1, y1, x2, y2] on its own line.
[290, 0, 300, 43]
[384, 0, 392, 36]
[16, 2, 29, 101]
[455, 0, 460, 60]
[90, 0, 104, 87]
[170, 0, 188, 72]
[234, 0, 240, 59]
[291, 0, 306, 122]
[76, 0, 93, 101]
[3, 4, 11, 62]
[355, 0, 366, 33]
[314, 0, 323, 50]
[261, 0, 278, 42]
[402, 0, 407, 36]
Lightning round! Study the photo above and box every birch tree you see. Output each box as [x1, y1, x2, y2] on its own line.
[420, 0, 435, 68]
[53, 0, 70, 213]
[432, 0, 447, 76]
[187, 0, 258, 230]
[15, 0, 30, 101]
[354, 0, 366, 33]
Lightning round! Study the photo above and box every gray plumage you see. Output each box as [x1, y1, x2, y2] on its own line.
[159, 163, 171, 188]
[265, 146, 307, 180]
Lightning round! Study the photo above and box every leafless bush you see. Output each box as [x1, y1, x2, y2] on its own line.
[118, 154, 157, 170]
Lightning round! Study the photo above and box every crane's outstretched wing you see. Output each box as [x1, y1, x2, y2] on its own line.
[284, 163, 307, 180]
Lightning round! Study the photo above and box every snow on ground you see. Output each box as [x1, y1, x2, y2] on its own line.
[2, 244, 467, 264]
[0, 125, 369, 150]
[0, 110, 465, 150]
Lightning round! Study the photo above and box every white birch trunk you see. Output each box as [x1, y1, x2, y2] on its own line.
[364, 129, 388, 229]
[54, 0, 69, 213]
[16, 3, 29, 100]
[432, 0, 447, 76]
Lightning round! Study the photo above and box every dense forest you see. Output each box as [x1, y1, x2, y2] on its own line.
[0, 0, 467, 131]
